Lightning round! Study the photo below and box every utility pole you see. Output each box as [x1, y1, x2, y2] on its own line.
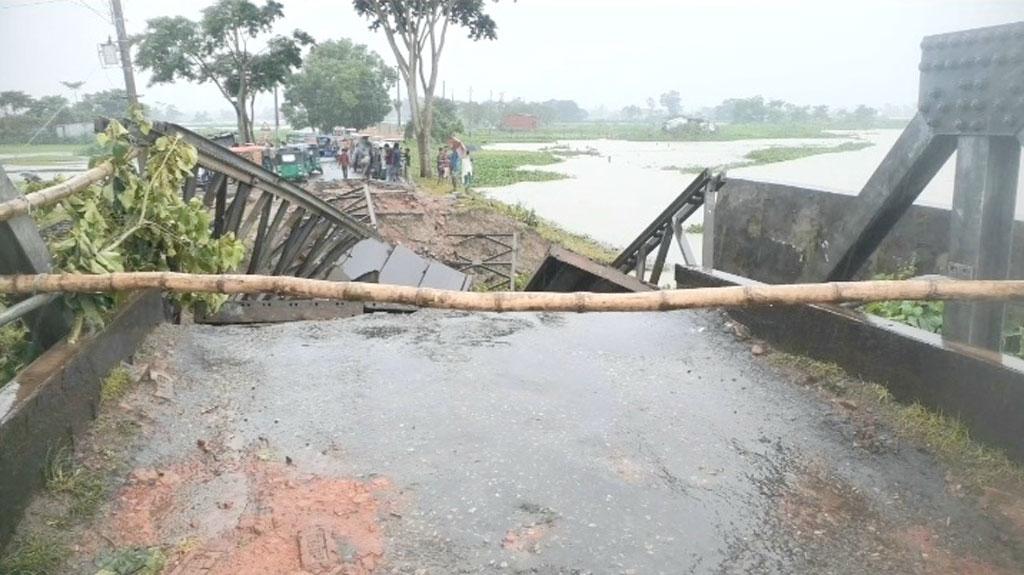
[110, 0, 139, 107]
[273, 85, 280, 143]
[396, 70, 402, 131]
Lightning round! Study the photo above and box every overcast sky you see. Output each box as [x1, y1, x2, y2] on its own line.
[1, 0, 1022, 116]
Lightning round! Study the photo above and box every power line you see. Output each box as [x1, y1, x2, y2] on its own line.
[0, 0, 112, 23]
[0, 0, 66, 9]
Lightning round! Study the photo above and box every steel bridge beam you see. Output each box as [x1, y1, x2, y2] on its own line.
[943, 136, 1022, 349]
[0, 166, 69, 347]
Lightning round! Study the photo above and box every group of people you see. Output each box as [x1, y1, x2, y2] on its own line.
[437, 143, 474, 191]
[335, 141, 410, 182]
[334, 137, 475, 192]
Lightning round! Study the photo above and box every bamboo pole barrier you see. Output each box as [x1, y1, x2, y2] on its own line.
[0, 160, 116, 222]
[2, 272, 1024, 313]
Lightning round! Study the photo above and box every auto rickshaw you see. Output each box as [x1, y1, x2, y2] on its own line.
[274, 146, 310, 182]
[305, 145, 324, 176]
[230, 144, 274, 171]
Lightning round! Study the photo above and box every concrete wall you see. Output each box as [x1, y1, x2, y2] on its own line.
[712, 178, 1024, 283]
[676, 265, 1024, 464]
[0, 293, 166, 549]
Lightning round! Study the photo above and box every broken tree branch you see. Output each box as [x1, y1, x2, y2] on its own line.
[0, 160, 116, 222]
[2, 273, 1024, 313]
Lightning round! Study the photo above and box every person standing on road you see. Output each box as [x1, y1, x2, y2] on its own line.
[462, 150, 474, 189]
[395, 146, 405, 182]
[339, 147, 350, 180]
[437, 146, 448, 183]
[402, 146, 411, 181]
[449, 146, 462, 192]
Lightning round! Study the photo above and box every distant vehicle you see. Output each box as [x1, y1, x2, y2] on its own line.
[274, 146, 310, 182]
[304, 144, 324, 175]
[230, 144, 273, 171]
[316, 135, 339, 158]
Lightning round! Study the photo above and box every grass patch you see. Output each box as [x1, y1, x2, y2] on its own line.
[1, 297, 36, 389]
[472, 149, 566, 188]
[457, 189, 618, 264]
[0, 144, 89, 156]
[46, 446, 105, 518]
[540, 144, 600, 158]
[742, 141, 874, 165]
[94, 547, 166, 575]
[466, 122, 869, 145]
[0, 535, 69, 575]
[0, 154, 86, 167]
[100, 365, 134, 404]
[661, 141, 876, 175]
[769, 351, 1024, 489]
[858, 262, 944, 333]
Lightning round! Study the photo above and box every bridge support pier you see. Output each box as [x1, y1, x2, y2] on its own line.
[943, 136, 1021, 350]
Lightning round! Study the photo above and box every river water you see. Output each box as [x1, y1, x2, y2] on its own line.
[479, 130, 1024, 271]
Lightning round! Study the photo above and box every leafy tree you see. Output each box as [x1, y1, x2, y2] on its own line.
[73, 89, 130, 120]
[620, 105, 642, 121]
[542, 99, 587, 123]
[282, 39, 396, 132]
[161, 104, 184, 122]
[660, 90, 682, 117]
[53, 110, 244, 339]
[851, 104, 879, 125]
[405, 97, 463, 142]
[134, 0, 312, 142]
[811, 105, 830, 122]
[352, 0, 501, 177]
[0, 91, 33, 116]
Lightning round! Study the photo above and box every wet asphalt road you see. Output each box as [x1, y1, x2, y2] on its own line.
[132, 309, 1018, 574]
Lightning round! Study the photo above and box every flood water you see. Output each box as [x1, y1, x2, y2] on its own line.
[480, 130, 1024, 270]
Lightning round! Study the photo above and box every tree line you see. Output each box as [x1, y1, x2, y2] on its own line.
[620, 93, 884, 126]
[0, 89, 135, 144]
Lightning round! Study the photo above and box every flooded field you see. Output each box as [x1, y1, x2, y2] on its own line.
[479, 130, 1024, 268]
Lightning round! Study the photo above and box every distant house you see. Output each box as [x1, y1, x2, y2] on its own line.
[663, 116, 715, 133]
[501, 113, 539, 131]
[54, 122, 93, 139]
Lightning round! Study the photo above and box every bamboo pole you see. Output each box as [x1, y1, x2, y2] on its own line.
[0, 160, 115, 222]
[2, 272, 1024, 313]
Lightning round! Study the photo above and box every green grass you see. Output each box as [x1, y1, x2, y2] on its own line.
[457, 189, 618, 264]
[0, 535, 69, 575]
[93, 547, 166, 575]
[1, 154, 87, 166]
[663, 141, 876, 175]
[46, 446, 105, 518]
[464, 121, 906, 146]
[100, 365, 134, 404]
[1, 297, 35, 388]
[742, 141, 874, 164]
[472, 149, 566, 188]
[0, 144, 88, 156]
[769, 352, 1024, 489]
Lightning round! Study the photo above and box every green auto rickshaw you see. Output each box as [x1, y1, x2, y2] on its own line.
[305, 144, 324, 176]
[274, 146, 309, 182]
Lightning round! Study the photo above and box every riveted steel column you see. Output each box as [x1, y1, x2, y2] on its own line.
[943, 136, 1021, 350]
[0, 166, 69, 347]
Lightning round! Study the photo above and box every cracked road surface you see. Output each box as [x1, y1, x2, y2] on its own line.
[37, 310, 1024, 573]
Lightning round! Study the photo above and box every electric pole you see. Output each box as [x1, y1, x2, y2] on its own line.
[273, 85, 280, 143]
[110, 0, 139, 107]
[396, 70, 402, 131]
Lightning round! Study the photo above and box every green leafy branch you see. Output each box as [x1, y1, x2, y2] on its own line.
[51, 107, 245, 340]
